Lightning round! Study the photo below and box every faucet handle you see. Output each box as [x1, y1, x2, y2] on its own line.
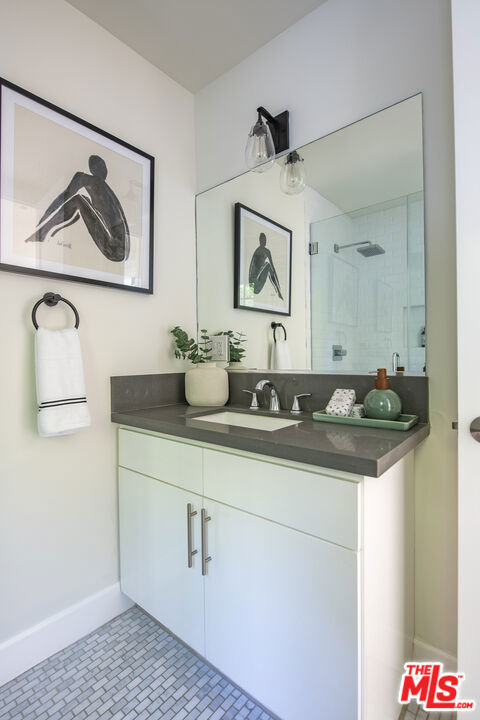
[242, 389, 259, 410]
[291, 393, 311, 415]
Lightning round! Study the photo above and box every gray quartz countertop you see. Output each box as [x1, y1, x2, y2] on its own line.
[111, 403, 429, 478]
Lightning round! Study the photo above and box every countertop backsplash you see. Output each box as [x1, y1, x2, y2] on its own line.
[111, 371, 428, 423]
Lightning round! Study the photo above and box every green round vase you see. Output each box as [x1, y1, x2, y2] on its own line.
[364, 388, 402, 420]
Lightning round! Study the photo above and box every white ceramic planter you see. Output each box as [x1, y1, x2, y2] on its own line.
[226, 362, 247, 373]
[185, 362, 229, 407]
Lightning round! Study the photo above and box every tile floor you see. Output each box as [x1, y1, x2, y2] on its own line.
[0, 606, 276, 720]
[0, 605, 459, 720]
[399, 701, 457, 720]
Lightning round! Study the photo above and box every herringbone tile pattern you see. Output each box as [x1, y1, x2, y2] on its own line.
[0, 606, 275, 720]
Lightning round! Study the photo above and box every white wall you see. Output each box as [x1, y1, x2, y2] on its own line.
[195, 0, 457, 658]
[197, 165, 306, 369]
[305, 186, 346, 369]
[0, 0, 196, 642]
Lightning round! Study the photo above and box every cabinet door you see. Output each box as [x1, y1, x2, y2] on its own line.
[118, 467, 204, 654]
[204, 500, 359, 720]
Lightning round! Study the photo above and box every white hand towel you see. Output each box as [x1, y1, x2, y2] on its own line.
[35, 327, 91, 437]
[270, 339, 292, 370]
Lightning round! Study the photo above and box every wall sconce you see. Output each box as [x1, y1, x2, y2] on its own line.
[245, 106, 289, 173]
[280, 151, 306, 195]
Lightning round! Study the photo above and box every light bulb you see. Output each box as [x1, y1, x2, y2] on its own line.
[245, 114, 275, 173]
[280, 151, 306, 195]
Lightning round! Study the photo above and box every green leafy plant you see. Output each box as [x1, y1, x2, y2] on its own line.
[215, 330, 247, 363]
[170, 326, 212, 364]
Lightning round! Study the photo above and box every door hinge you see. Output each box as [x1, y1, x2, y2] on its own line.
[309, 242, 318, 255]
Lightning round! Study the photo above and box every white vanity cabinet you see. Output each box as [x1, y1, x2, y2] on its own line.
[117, 427, 414, 720]
[118, 430, 205, 654]
[118, 468, 205, 654]
[204, 499, 358, 720]
[202, 448, 359, 720]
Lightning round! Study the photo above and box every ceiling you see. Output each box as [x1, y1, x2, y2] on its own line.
[289, 94, 424, 212]
[65, 0, 328, 92]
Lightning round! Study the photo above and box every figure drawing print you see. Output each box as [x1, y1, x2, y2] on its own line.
[248, 231, 284, 301]
[0, 77, 154, 292]
[25, 155, 130, 263]
[234, 203, 291, 316]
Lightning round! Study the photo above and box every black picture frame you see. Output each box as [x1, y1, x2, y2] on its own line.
[234, 202, 292, 316]
[0, 77, 154, 293]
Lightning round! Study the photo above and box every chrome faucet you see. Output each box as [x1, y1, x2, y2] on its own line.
[392, 352, 400, 372]
[291, 393, 311, 415]
[255, 379, 281, 412]
[242, 389, 259, 410]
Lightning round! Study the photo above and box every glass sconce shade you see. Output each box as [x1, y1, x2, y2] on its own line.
[245, 114, 275, 173]
[280, 151, 306, 194]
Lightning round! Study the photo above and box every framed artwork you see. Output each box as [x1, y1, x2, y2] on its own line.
[0, 77, 154, 293]
[234, 202, 291, 315]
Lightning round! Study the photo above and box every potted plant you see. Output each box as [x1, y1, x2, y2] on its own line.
[215, 330, 247, 371]
[170, 326, 228, 407]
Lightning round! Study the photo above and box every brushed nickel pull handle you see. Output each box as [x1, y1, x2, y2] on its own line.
[201, 508, 212, 576]
[470, 417, 480, 443]
[187, 503, 198, 568]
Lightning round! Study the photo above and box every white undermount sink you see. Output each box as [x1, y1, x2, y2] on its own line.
[193, 411, 302, 432]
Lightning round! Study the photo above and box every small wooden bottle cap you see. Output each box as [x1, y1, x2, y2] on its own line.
[375, 368, 390, 389]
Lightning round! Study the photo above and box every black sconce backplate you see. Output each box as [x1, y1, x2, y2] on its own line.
[257, 106, 290, 155]
[270, 110, 289, 154]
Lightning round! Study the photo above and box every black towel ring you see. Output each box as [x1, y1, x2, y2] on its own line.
[271, 321, 287, 342]
[31, 292, 80, 330]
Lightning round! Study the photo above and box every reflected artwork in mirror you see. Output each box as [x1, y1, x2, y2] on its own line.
[196, 94, 425, 374]
[234, 203, 292, 316]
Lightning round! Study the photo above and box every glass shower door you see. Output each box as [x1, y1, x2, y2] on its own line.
[310, 193, 425, 374]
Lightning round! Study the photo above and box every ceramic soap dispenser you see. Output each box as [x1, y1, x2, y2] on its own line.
[364, 368, 402, 421]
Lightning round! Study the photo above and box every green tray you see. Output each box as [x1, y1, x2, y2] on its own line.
[312, 410, 419, 431]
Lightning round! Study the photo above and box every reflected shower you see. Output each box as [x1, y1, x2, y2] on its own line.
[333, 241, 385, 257]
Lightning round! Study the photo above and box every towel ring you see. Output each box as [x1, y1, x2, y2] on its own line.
[271, 321, 287, 342]
[32, 292, 80, 330]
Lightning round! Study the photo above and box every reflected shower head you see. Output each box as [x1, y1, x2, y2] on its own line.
[356, 243, 385, 257]
[333, 241, 385, 257]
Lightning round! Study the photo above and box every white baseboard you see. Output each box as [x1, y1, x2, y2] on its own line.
[0, 582, 134, 687]
[412, 636, 457, 672]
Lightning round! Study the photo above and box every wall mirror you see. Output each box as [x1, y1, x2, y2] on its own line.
[196, 94, 425, 374]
